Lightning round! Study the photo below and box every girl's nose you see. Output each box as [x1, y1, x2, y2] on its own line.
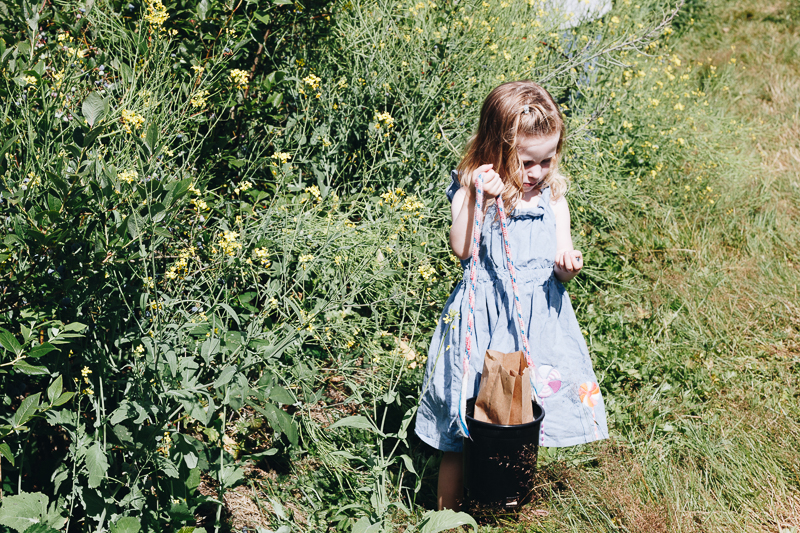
[530, 165, 543, 178]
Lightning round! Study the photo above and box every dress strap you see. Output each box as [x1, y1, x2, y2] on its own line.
[445, 170, 460, 203]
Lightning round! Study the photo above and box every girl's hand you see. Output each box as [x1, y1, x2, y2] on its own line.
[554, 249, 583, 282]
[472, 164, 504, 200]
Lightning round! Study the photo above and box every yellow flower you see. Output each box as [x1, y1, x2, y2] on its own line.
[234, 181, 252, 194]
[305, 185, 321, 201]
[216, 230, 242, 257]
[303, 73, 322, 91]
[418, 263, 436, 280]
[374, 111, 394, 129]
[229, 69, 250, 90]
[401, 196, 424, 212]
[118, 169, 138, 183]
[253, 247, 271, 266]
[190, 90, 209, 108]
[121, 109, 145, 133]
[271, 152, 291, 164]
[191, 65, 205, 75]
[144, 0, 169, 27]
[24, 75, 37, 86]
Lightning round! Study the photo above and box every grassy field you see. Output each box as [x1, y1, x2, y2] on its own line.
[479, 0, 800, 531]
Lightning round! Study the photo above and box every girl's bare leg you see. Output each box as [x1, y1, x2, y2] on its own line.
[437, 452, 463, 510]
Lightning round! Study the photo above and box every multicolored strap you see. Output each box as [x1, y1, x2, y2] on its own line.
[458, 173, 540, 439]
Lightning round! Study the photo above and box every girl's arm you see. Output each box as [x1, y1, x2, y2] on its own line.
[449, 164, 504, 260]
[552, 195, 583, 282]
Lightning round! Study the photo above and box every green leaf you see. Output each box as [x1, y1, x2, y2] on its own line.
[240, 448, 277, 461]
[418, 510, 478, 533]
[268, 386, 295, 405]
[12, 361, 49, 375]
[272, 0, 293, 4]
[109, 402, 135, 424]
[21, 523, 59, 533]
[182, 450, 198, 469]
[0, 492, 48, 533]
[397, 454, 416, 475]
[47, 376, 63, 404]
[61, 322, 87, 333]
[196, 0, 210, 19]
[145, 121, 158, 153]
[200, 337, 220, 360]
[0, 135, 20, 159]
[28, 343, 56, 359]
[218, 303, 240, 327]
[165, 178, 192, 206]
[0, 442, 13, 466]
[328, 415, 375, 432]
[254, 12, 270, 24]
[82, 92, 106, 127]
[150, 202, 167, 223]
[52, 392, 75, 407]
[246, 401, 298, 446]
[213, 365, 236, 388]
[85, 442, 109, 488]
[268, 498, 288, 521]
[13, 393, 40, 428]
[351, 517, 373, 533]
[155, 454, 179, 478]
[0, 328, 22, 355]
[397, 405, 417, 441]
[219, 464, 244, 488]
[25, 11, 40, 33]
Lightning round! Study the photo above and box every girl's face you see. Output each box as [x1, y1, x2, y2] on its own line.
[517, 133, 560, 194]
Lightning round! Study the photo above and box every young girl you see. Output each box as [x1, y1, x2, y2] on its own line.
[414, 80, 608, 510]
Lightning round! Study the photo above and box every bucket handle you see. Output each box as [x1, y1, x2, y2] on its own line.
[458, 172, 541, 439]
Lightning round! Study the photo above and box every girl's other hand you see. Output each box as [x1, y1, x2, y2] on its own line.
[554, 249, 583, 281]
[472, 164, 504, 200]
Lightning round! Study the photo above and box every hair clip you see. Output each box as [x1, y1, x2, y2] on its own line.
[522, 105, 530, 115]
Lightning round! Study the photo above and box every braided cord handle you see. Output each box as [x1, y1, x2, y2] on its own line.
[457, 172, 484, 438]
[457, 173, 540, 439]
[494, 195, 539, 400]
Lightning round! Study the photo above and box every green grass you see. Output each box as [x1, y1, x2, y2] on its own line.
[466, 1, 800, 531]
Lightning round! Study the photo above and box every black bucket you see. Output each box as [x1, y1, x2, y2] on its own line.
[462, 397, 545, 510]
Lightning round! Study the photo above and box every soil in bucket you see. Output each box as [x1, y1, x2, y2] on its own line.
[463, 397, 545, 511]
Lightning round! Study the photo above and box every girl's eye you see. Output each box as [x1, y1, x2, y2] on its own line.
[523, 159, 551, 168]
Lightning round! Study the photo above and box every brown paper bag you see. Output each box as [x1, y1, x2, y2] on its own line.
[474, 350, 534, 425]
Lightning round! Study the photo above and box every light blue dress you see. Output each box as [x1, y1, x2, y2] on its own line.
[415, 172, 609, 452]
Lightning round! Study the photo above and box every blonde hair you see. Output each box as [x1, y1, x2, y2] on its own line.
[457, 80, 568, 215]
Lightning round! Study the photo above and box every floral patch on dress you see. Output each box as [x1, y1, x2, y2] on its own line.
[535, 365, 562, 398]
[579, 381, 602, 438]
